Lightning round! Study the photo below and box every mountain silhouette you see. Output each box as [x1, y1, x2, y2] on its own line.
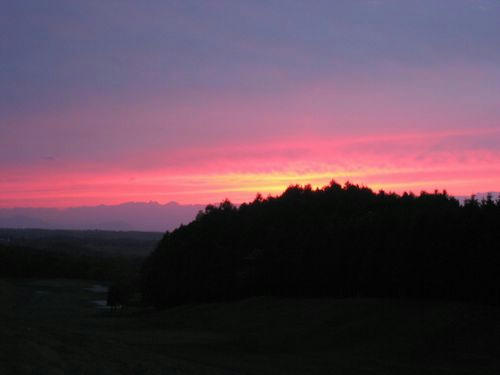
[0, 201, 205, 232]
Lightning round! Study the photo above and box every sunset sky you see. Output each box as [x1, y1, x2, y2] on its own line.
[2, 0, 500, 207]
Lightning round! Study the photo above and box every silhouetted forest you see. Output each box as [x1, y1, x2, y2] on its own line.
[0, 228, 162, 257]
[142, 181, 500, 308]
[0, 244, 141, 282]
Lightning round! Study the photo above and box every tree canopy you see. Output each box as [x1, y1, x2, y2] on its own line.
[142, 181, 500, 308]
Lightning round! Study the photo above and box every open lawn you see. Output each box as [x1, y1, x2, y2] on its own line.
[1, 279, 500, 374]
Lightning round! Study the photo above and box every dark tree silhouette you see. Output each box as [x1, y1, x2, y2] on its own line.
[141, 181, 500, 308]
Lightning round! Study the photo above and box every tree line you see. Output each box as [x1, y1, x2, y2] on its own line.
[141, 181, 500, 308]
[0, 228, 161, 257]
[0, 244, 141, 287]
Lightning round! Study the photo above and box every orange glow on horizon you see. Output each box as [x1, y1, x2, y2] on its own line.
[2, 129, 500, 208]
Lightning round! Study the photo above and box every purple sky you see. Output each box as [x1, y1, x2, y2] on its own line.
[1, 0, 500, 207]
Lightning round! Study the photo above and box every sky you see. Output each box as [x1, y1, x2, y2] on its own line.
[1, 0, 500, 207]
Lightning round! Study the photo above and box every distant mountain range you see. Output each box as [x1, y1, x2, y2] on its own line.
[0, 202, 205, 232]
[0, 193, 498, 232]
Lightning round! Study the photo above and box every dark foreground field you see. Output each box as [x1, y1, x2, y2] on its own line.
[1, 279, 500, 375]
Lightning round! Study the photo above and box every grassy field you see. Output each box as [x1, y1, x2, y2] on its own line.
[1, 279, 500, 375]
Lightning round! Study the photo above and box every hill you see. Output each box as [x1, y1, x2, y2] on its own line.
[1, 279, 499, 375]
